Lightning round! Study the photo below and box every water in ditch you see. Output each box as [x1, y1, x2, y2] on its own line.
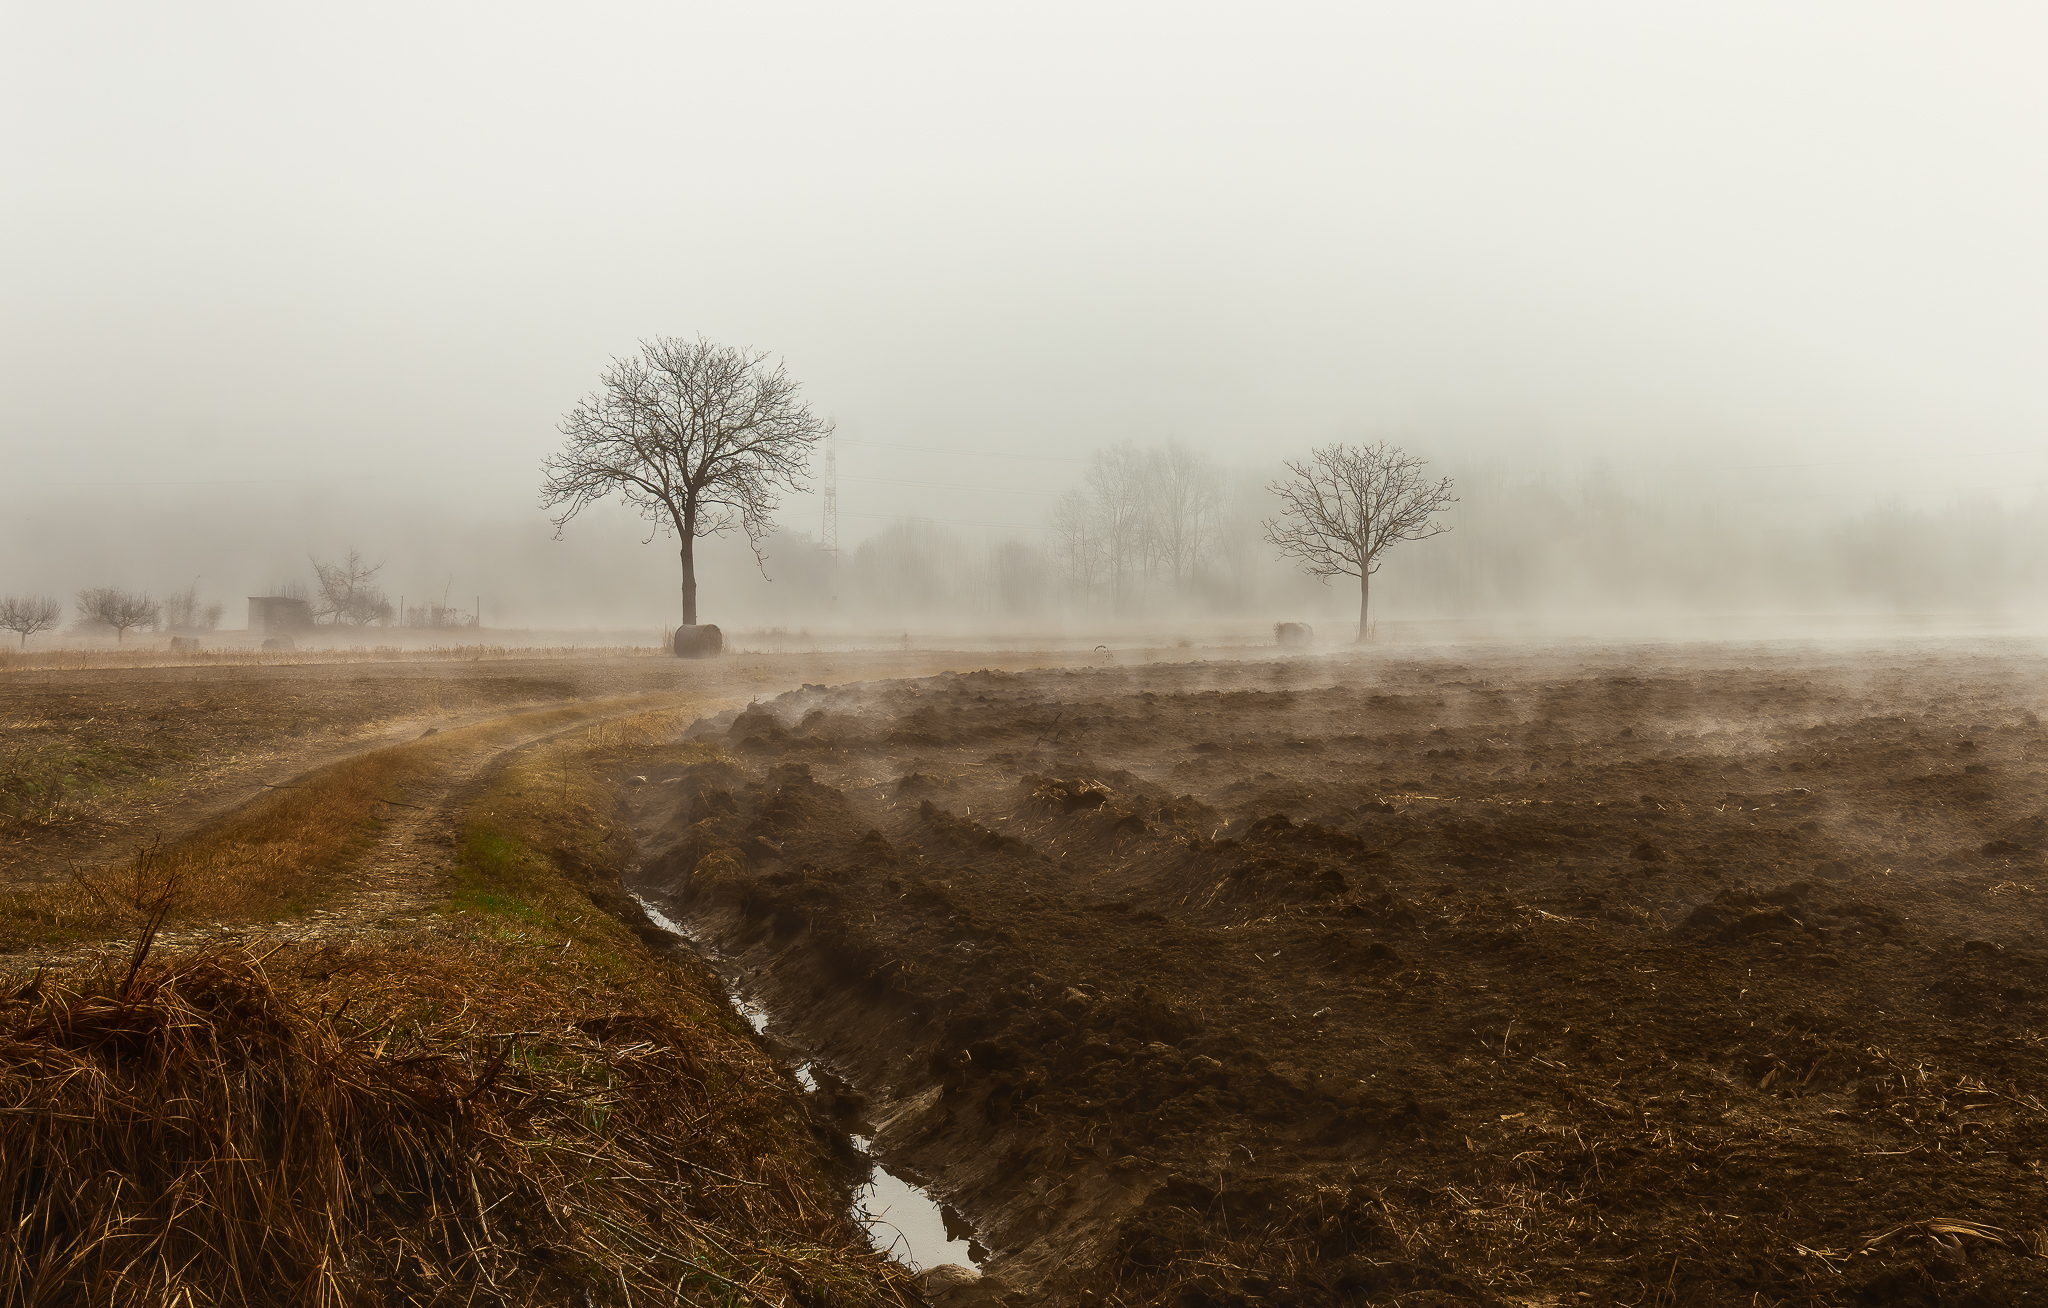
[635, 896, 979, 1271]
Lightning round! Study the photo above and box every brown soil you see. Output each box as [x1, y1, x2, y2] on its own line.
[627, 641, 2048, 1307]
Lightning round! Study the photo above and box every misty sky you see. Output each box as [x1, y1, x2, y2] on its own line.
[7, 2, 2048, 619]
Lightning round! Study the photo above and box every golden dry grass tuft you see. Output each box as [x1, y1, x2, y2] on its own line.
[0, 937, 915, 1306]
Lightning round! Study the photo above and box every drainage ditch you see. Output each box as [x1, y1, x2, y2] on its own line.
[634, 897, 983, 1275]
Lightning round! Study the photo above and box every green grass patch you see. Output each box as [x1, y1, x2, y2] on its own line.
[0, 740, 167, 826]
[449, 825, 554, 926]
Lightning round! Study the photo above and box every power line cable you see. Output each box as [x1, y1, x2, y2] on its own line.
[839, 474, 1059, 495]
[31, 474, 387, 488]
[840, 510, 1052, 530]
[840, 438, 1088, 464]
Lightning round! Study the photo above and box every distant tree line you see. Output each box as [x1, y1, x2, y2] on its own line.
[532, 336, 1458, 634]
[1051, 442, 1228, 612]
[281, 550, 475, 628]
[0, 545, 484, 650]
[0, 585, 231, 647]
[1365, 464, 2048, 618]
[718, 446, 2046, 632]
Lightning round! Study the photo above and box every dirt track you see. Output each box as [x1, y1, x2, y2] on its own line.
[630, 639, 2048, 1306]
[0, 648, 1129, 885]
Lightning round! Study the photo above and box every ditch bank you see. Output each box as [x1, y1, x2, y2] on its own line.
[612, 706, 1433, 1308]
[634, 897, 985, 1274]
[621, 762, 1153, 1307]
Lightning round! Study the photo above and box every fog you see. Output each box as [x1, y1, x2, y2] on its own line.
[6, 3, 2048, 642]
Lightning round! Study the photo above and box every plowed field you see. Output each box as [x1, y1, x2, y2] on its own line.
[630, 642, 2048, 1307]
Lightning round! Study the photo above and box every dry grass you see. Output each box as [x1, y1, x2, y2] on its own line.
[0, 935, 915, 1306]
[0, 702, 917, 1306]
[0, 645, 666, 674]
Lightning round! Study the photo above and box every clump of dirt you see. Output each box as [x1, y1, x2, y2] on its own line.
[627, 649, 2048, 1305]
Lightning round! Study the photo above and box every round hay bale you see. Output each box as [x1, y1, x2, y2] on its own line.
[672, 624, 724, 658]
[1275, 621, 1313, 648]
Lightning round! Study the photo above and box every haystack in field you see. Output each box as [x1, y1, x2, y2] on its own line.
[673, 624, 724, 658]
[1275, 621, 1313, 647]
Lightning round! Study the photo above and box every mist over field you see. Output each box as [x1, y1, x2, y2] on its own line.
[15, 11, 2048, 1300]
[6, 3, 2048, 640]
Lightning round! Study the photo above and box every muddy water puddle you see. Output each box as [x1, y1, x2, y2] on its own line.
[849, 1142, 977, 1269]
[633, 896, 980, 1272]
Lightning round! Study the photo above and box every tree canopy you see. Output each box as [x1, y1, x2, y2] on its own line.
[1265, 441, 1456, 642]
[540, 337, 829, 626]
[75, 588, 160, 644]
[0, 596, 61, 649]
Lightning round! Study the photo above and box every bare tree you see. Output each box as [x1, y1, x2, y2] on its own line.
[311, 548, 393, 625]
[164, 584, 223, 631]
[1145, 442, 1223, 589]
[1264, 441, 1456, 642]
[75, 587, 161, 644]
[0, 596, 62, 650]
[1050, 489, 1107, 604]
[540, 337, 830, 625]
[1049, 441, 1226, 612]
[1084, 443, 1151, 612]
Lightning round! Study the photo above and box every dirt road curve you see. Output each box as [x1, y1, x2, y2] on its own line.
[0, 648, 1152, 885]
[0, 693, 693, 971]
[634, 639, 2048, 1306]
[0, 646, 1168, 956]
[0, 656, 687, 883]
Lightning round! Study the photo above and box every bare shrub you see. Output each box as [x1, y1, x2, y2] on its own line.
[402, 599, 476, 629]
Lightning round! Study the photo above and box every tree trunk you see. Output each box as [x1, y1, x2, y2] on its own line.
[1356, 572, 1370, 644]
[679, 534, 697, 626]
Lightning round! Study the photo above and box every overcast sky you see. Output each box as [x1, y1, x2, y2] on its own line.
[7, 1, 2048, 582]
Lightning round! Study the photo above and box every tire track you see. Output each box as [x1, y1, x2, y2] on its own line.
[2, 691, 722, 969]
